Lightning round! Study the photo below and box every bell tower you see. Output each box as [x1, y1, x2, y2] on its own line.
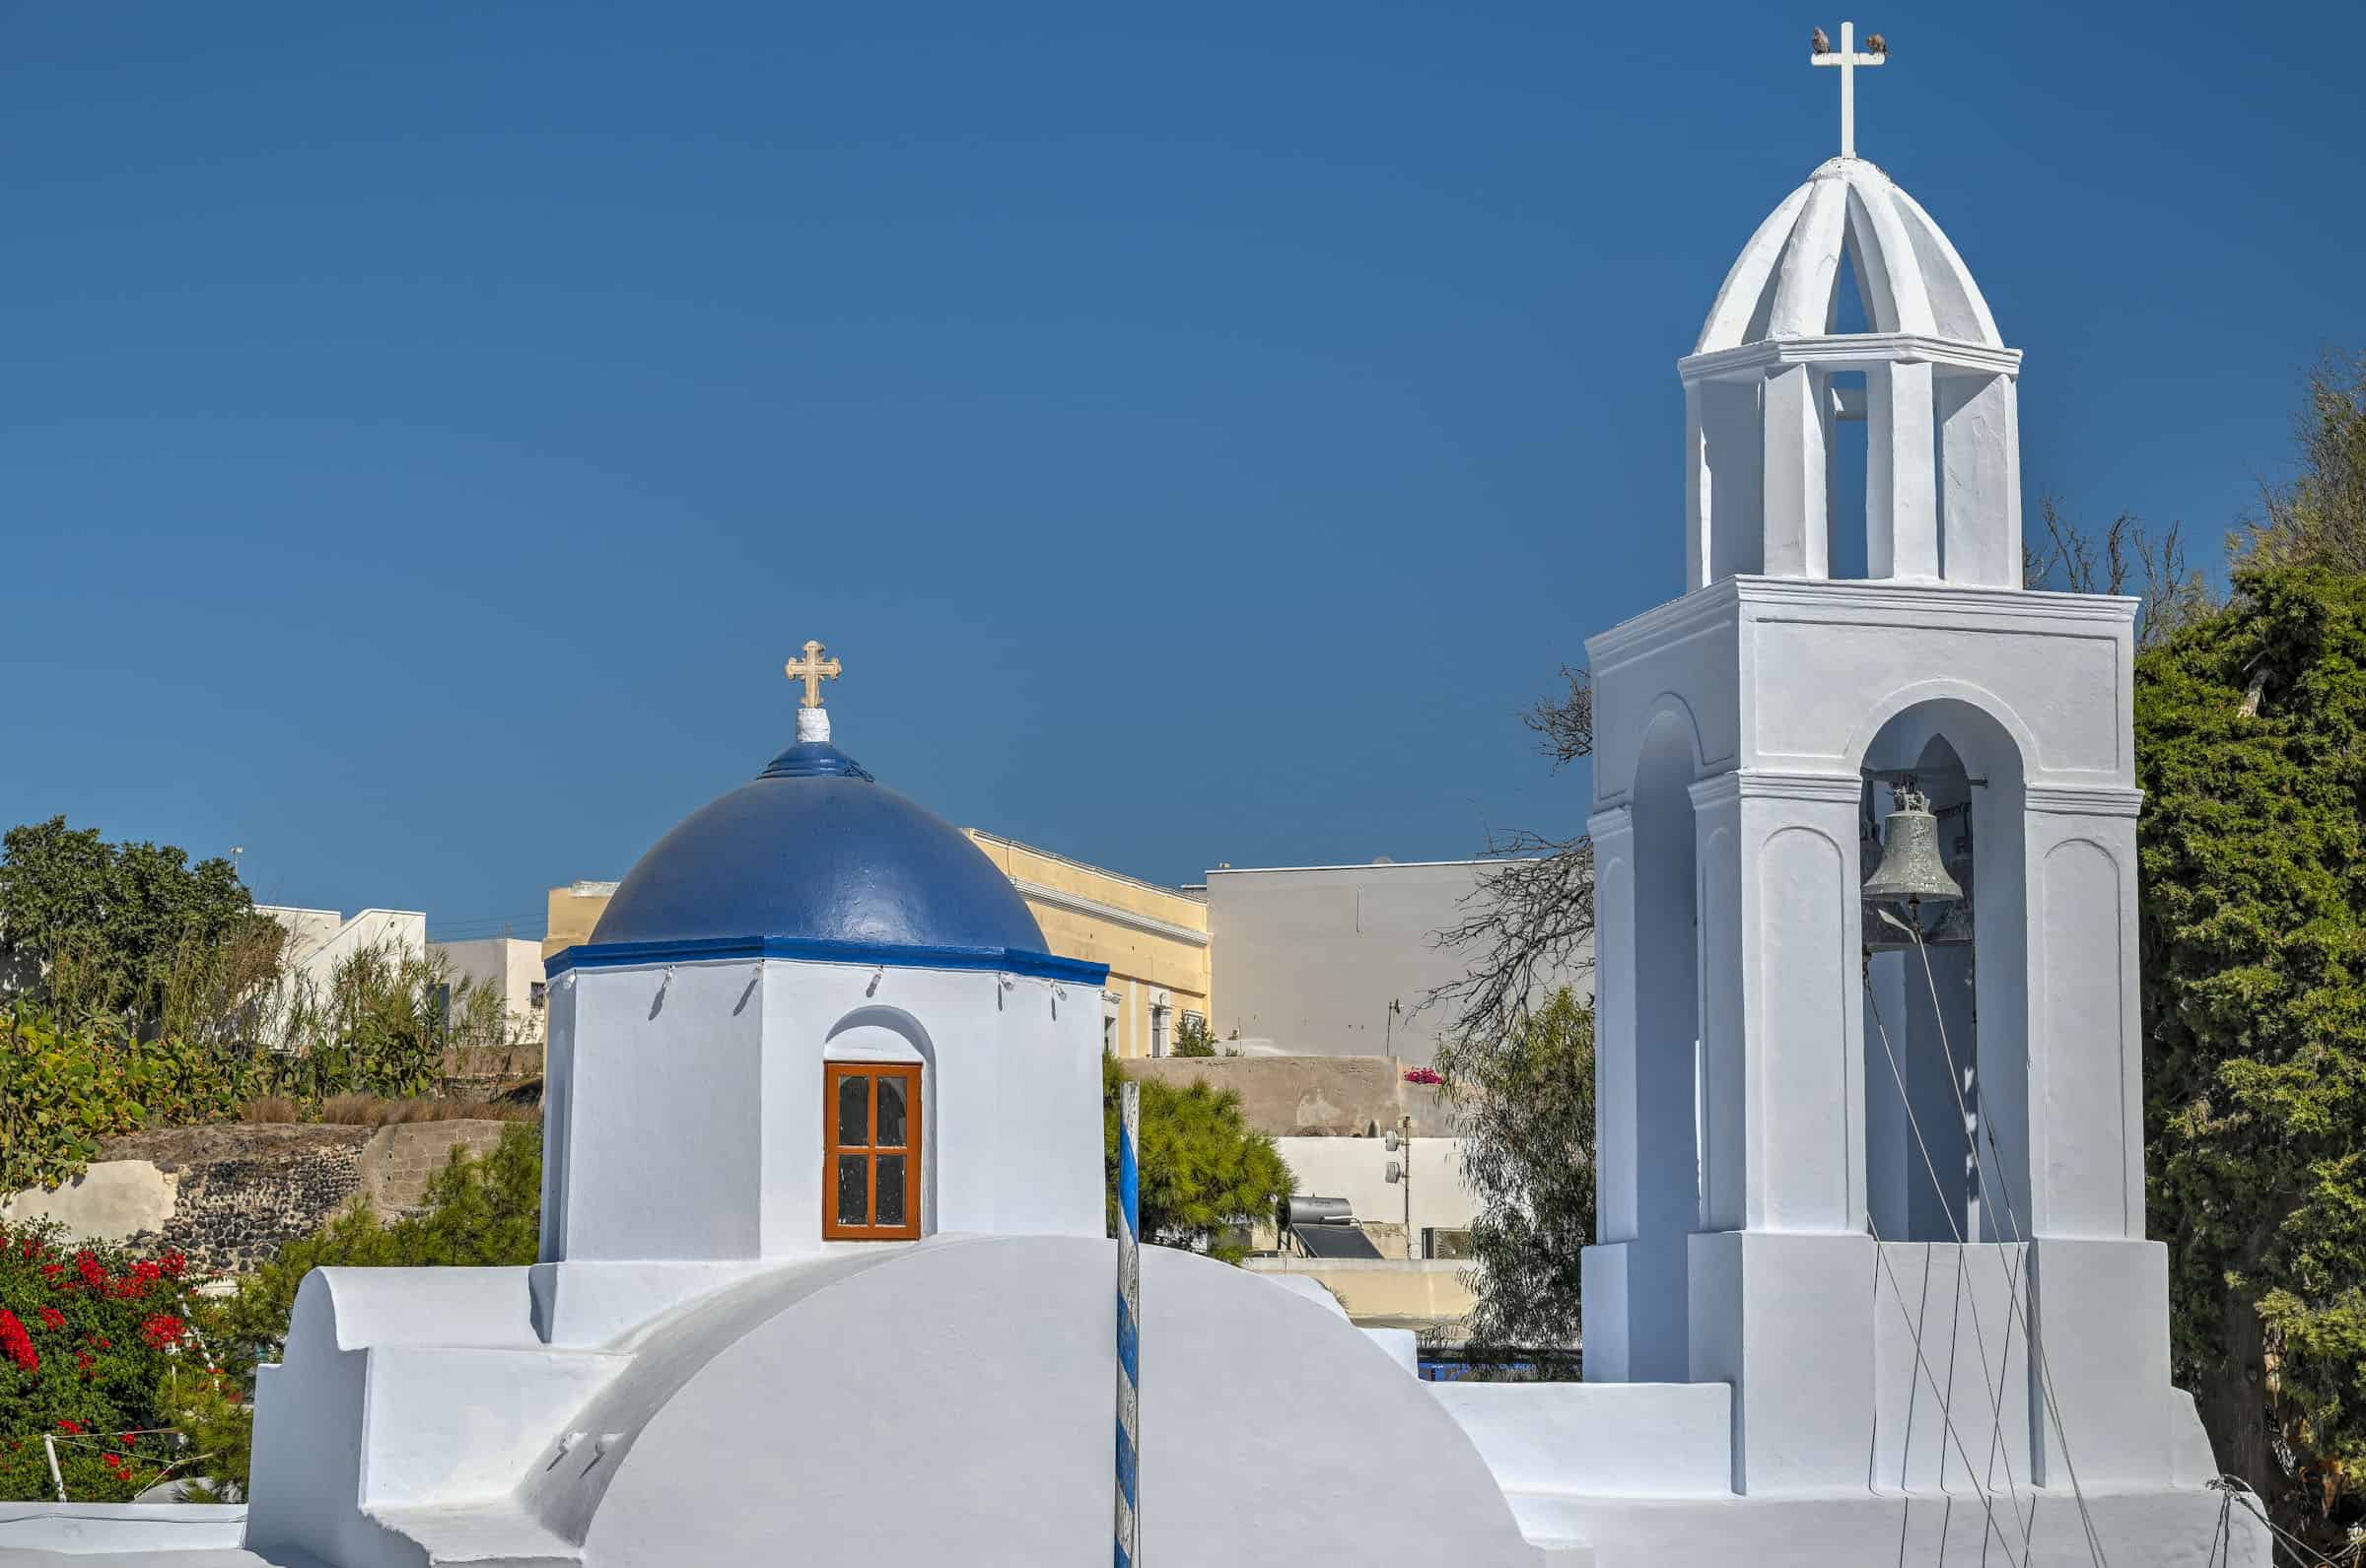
[1581, 129, 2203, 1500]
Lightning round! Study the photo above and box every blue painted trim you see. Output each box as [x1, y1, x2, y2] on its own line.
[545, 933, 1108, 986]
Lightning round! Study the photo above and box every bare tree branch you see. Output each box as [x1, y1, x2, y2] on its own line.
[1423, 665, 1596, 1053]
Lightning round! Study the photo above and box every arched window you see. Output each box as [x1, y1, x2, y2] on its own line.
[824, 1062, 923, 1241]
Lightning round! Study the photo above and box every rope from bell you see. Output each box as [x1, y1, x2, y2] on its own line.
[1867, 940, 2043, 1538]
[1902, 920, 2111, 1568]
[1864, 976, 2036, 1562]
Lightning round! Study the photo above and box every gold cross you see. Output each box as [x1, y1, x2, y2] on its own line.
[784, 640, 843, 709]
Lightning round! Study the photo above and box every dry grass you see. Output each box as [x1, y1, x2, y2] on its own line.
[237, 1094, 539, 1127]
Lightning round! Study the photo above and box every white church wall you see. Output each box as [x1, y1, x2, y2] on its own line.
[2027, 1237, 2183, 1485]
[992, 976, 1106, 1236]
[1866, 1243, 2033, 1492]
[564, 1236, 1566, 1567]
[552, 960, 767, 1261]
[543, 954, 1103, 1270]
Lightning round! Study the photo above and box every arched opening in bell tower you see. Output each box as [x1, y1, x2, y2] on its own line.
[1856, 700, 2030, 1245]
[1630, 713, 1703, 1379]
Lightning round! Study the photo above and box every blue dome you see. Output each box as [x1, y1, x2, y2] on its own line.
[586, 736, 1052, 956]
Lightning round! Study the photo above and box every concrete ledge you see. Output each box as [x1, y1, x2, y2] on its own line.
[1503, 1481, 2264, 1567]
[1430, 1382, 1734, 1499]
[0, 1502, 247, 1554]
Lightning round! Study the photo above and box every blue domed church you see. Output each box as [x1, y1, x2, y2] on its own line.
[231, 653, 1560, 1568]
[534, 648, 1107, 1289]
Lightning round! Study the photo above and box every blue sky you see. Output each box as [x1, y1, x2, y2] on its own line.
[2, 3, 2359, 940]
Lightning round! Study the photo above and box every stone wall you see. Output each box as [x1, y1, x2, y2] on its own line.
[1116, 1053, 1446, 1137]
[0, 1120, 522, 1275]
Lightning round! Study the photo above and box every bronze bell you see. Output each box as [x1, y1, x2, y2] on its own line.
[1862, 786, 1965, 908]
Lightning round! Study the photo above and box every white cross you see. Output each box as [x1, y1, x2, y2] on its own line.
[1811, 21, 1887, 161]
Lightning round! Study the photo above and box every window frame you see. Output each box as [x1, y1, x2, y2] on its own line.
[822, 1060, 924, 1241]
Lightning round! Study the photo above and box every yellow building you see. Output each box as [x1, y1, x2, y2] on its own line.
[542, 837, 1208, 1059]
[962, 831, 1210, 1059]
[542, 880, 619, 963]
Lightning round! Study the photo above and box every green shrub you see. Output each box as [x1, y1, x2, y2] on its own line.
[0, 1004, 250, 1194]
[1102, 1055, 1290, 1263]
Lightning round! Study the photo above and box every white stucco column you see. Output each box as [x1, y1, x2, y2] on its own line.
[1692, 770, 1867, 1234]
[1865, 359, 1938, 579]
[1938, 371, 2023, 587]
[1588, 806, 1639, 1247]
[1683, 382, 1709, 591]
[2021, 784, 2146, 1241]
[1689, 375, 1765, 585]
[1685, 771, 1878, 1493]
[1580, 805, 1639, 1383]
[1761, 365, 1828, 579]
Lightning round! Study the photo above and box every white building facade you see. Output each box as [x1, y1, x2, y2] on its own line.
[1208, 857, 1584, 1065]
[431, 935, 548, 1044]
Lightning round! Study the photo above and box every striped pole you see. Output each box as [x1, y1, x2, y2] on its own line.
[1114, 1080, 1142, 1568]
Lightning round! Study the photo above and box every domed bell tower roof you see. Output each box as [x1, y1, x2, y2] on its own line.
[1676, 25, 2025, 594]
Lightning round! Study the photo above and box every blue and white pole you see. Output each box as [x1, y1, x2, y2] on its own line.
[1114, 1079, 1142, 1568]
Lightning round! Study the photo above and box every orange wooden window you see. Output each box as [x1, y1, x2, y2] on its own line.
[822, 1061, 923, 1241]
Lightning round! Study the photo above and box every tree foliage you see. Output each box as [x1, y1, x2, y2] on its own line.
[1102, 1056, 1291, 1264]
[1435, 988, 1595, 1350]
[0, 1004, 252, 1194]
[2023, 494, 2218, 648]
[1168, 1013, 1222, 1057]
[2239, 351, 2366, 578]
[0, 818, 279, 1033]
[2136, 566, 2366, 1553]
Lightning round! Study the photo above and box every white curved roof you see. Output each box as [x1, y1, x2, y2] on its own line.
[1696, 158, 2003, 354]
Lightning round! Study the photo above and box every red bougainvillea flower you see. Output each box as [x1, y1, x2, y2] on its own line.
[91, 1336, 111, 1350]
[103, 1453, 123, 1471]
[56, 1418, 84, 1435]
[37, 1306, 66, 1330]
[74, 1350, 94, 1371]
[160, 1252, 187, 1278]
[140, 1314, 186, 1349]
[0, 1310, 37, 1373]
[76, 1252, 107, 1290]
[1402, 1065, 1443, 1086]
